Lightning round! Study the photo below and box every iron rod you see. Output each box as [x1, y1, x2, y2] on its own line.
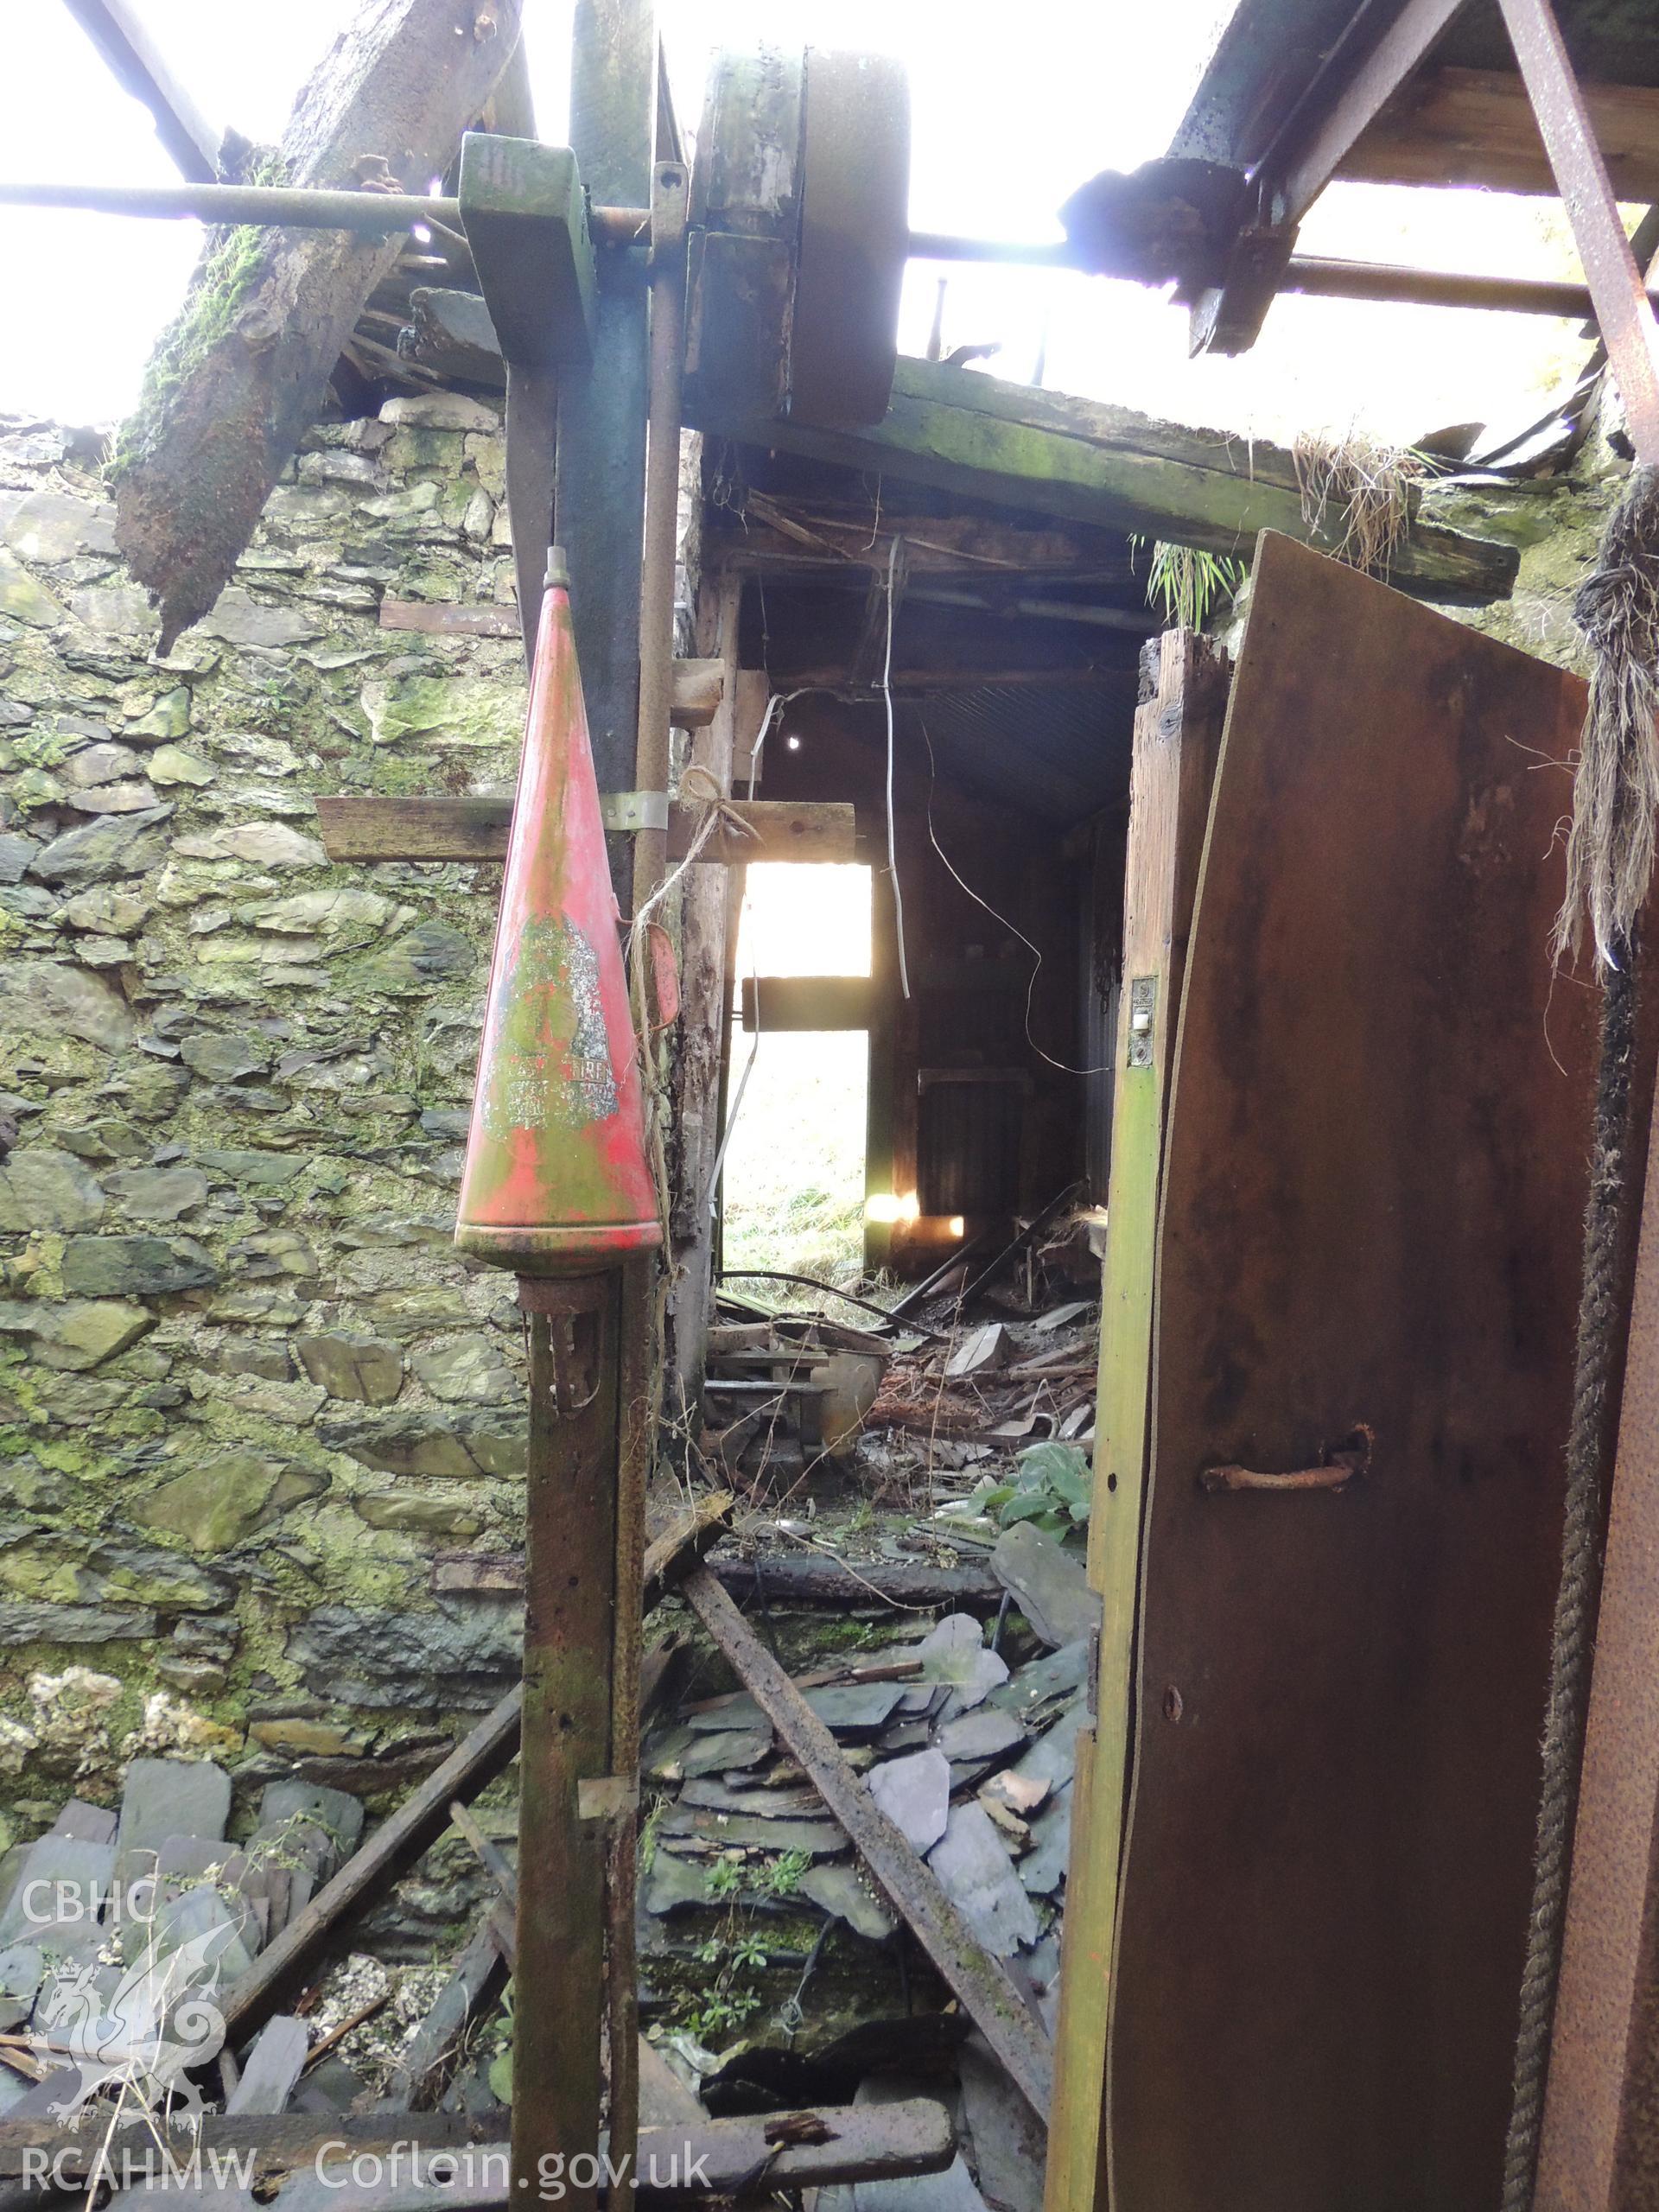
[1285, 252, 1648, 321]
[0, 177, 649, 245]
[2, 176, 1647, 328]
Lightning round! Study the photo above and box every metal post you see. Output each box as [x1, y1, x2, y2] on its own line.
[1497, 0, 1659, 462]
[630, 159, 690, 912]
[512, 1276, 621, 2212]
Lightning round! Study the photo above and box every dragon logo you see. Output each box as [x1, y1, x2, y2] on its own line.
[29, 1919, 230, 2126]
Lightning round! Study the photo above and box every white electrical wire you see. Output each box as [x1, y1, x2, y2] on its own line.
[881, 533, 912, 1000]
[917, 716, 1110, 1077]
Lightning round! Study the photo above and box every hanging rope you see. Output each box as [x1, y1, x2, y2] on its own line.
[1554, 466, 1659, 970]
[1501, 944, 1637, 2208]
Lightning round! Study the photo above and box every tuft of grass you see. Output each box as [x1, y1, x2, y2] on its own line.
[1134, 538, 1244, 630]
[1293, 430, 1424, 577]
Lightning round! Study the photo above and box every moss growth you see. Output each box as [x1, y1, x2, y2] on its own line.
[107, 150, 291, 484]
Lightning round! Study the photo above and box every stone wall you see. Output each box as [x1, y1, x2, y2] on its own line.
[0, 391, 537, 1832]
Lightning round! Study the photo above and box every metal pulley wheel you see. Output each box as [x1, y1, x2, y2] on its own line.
[684, 46, 910, 433]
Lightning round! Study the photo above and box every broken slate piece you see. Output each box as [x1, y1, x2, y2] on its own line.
[0, 1836, 114, 1944]
[901, 1614, 1007, 1713]
[226, 2015, 310, 2114]
[148, 1882, 256, 1986]
[1033, 1300, 1092, 1333]
[958, 2033, 1046, 2212]
[678, 1777, 821, 1818]
[684, 1728, 773, 1777]
[988, 1639, 1090, 1719]
[643, 1850, 719, 1916]
[0, 1941, 43, 2031]
[292, 2055, 369, 2114]
[946, 1323, 1011, 1379]
[685, 1683, 904, 1736]
[935, 1709, 1027, 1768]
[877, 1717, 936, 1754]
[799, 1862, 897, 1942]
[990, 1523, 1099, 1650]
[1019, 1779, 1074, 1897]
[925, 1803, 1039, 1956]
[119, 1757, 232, 1854]
[853, 2077, 990, 2212]
[867, 1749, 950, 1855]
[1008, 1695, 1087, 1796]
[257, 1780, 365, 1859]
[49, 1800, 118, 1845]
[645, 1722, 772, 1780]
[658, 1810, 844, 1856]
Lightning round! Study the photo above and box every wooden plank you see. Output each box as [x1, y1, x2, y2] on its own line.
[374, 607, 723, 728]
[379, 600, 523, 637]
[1044, 630, 1230, 2212]
[1108, 534, 1598, 2212]
[377, 1914, 505, 2113]
[668, 576, 748, 1400]
[688, 358, 1519, 603]
[61, 0, 221, 181]
[681, 1565, 1054, 2120]
[109, 0, 524, 649]
[313, 794, 857, 866]
[706, 1550, 1003, 1610]
[372, 303, 1515, 598]
[217, 1688, 523, 2046]
[1341, 64, 1659, 200]
[515, 1293, 618, 2205]
[642, 1489, 734, 1605]
[0, 2104, 950, 2200]
[218, 1491, 728, 2049]
[740, 976, 875, 1032]
[0, 2107, 505, 2181]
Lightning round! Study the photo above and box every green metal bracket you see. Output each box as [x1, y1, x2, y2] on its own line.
[457, 133, 599, 369]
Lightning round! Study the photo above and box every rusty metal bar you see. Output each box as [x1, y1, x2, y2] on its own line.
[631, 160, 690, 908]
[1276, 0, 1467, 222]
[5, 172, 1651, 336]
[512, 1276, 620, 2212]
[0, 176, 651, 245]
[1496, 0, 1659, 462]
[1282, 255, 1655, 320]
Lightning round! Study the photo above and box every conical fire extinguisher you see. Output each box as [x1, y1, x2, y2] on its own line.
[454, 549, 661, 1274]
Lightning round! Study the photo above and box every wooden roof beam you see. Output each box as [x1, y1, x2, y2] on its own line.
[60, 0, 222, 184]
[1340, 65, 1659, 200]
[693, 357, 1518, 601]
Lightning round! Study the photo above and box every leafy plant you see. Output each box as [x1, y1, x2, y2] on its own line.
[680, 1988, 762, 2040]
[704, 1857, 743, 1899]
[1131, 537, 1244, 630]
[753, 1849, 810, 1898]
[976, 1441, 1092, 1543]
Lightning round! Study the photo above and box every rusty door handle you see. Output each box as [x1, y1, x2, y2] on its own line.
[1201, 1425, 1373, 1496]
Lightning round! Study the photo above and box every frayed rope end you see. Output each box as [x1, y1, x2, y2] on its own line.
[1555, 463, 1659, 974]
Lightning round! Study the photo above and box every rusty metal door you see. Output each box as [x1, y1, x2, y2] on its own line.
[1108, 532, 1599, 2211]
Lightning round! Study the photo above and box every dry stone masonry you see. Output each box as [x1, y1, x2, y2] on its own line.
[0, 391, 535, 1829]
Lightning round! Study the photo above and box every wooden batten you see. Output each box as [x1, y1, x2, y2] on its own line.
[314, 793, 856, 867]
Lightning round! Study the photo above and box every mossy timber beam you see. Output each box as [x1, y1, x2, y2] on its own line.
[691, 358, 1516, 601]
